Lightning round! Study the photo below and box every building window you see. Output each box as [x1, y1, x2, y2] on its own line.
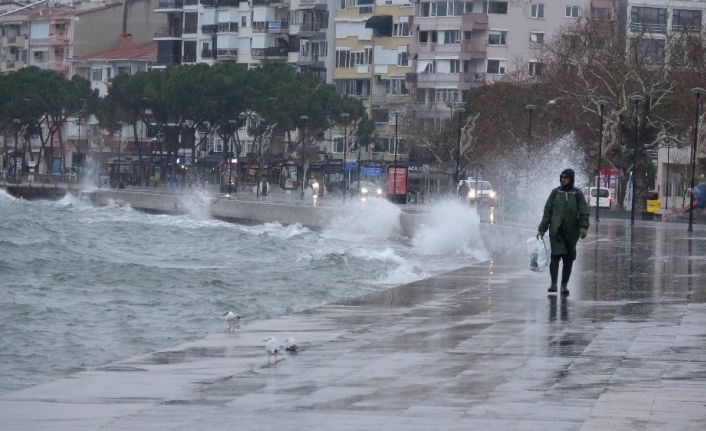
[488, 1, 507, 14]
[397, 51, 409, 66]
[450, 59, 461, 73]
[630, 38, 665, 62]
[388, 77, 409, 95]
[531, 4, 545, 18]
[529, 61, 542, 76]
[592, 7, 611, 21]
[630, 6, 667, 33]
[672, 9, 702, 32]
[488, 30, 507, 46]
[91, 68, 103, 81]
[241, 16, 247, 27]
[486, 59, 506, 74]
[444, 30, 461, 45]
[435, 88, 460, 103]
[565, 5, 579, 18]
[393, 22, 410, 36]
[530, 32, 544, 44]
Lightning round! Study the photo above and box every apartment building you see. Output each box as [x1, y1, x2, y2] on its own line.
[1, 1, 163, 77]
[153, 0, 331, 76]
[333, 0, 414, 168]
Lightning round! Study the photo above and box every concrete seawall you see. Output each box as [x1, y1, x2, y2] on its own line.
[85, 189, 533, 256]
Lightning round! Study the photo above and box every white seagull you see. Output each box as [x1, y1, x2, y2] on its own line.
[264, 337, 281, 364]
[222, 311, 241, 332]
[284, 337, 298, 352]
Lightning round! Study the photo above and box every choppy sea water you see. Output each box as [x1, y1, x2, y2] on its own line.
[0, 189, 490, 394]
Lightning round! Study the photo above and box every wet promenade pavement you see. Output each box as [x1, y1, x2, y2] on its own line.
[2, 219, 706, 430]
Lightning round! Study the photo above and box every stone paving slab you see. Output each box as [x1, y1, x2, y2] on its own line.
[1, 220, 706, 430]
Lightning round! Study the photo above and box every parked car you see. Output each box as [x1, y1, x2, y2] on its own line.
[457, 178, 498, 205]
[585, 187, 612, 208]
[349, 180, 383, 198]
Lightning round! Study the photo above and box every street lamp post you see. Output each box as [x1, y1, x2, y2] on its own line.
[455, 108, 464, 186]
[595, 99, 609, 222]
[629, 93, 644, 225]
[228, 119, 237, 193]
[117, 121, 124, 188]
[689, 87, 705, 232]
[664, 140, 673, 210]
[391, 111, 400, 201]
[300, 115, 309, 200]
[525, 104, 536, 151]
[77, 98, 86, 183]
[341, 113, 350, 202]
[12, 119, 20, 182]
[141, 97, 149, 185]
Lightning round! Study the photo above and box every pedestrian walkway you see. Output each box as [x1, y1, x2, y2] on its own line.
[1, 220, 705, 430]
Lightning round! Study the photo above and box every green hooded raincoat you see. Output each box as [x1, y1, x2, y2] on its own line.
[538, 187, 590, 260]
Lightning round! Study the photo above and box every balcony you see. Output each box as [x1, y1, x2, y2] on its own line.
[461, 12, 488, 31]
[30, 37, 49, 46]
[201, 0, 240, 6]
[182, 54, 197, 63]
[216, 49, 239, 59]
[252, 20, 289, 33]
[157, 54, 181, 66]
[155, 26, 183, 38]
[299, 0, 327, 8]
[672, 23, 702, 33]
[405, 72, 484, 90]
[3, 35, 27, 47]
[49, 60, 69, 72]
[268, 0, 290, 7]
[155, 0, 184, 10]
[299, 22, 326, 39]
[218, 22, 239, 33]
[251, 46, 288, 59]
[201, 24, 218, 34]
[184, 0, 198, 5]
[183, 26, 198, 34]
[48, 33, 69, 45]
[201, 49, 215, 59]
[629, 22, 667, 34]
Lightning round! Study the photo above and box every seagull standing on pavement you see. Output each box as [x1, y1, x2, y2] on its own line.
[284, 337, 298, 352]
[223, 311, 241, 332]
[264, 337, 280, 364]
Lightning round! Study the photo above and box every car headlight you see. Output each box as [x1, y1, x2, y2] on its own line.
[468, 190, 476, 199]
[376, 188, 382, 195]
[489, 191, 497, 198]
[361, 187, 369, 194]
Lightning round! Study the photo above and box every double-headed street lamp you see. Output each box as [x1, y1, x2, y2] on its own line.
[341, 112, 350, 202]
[595, 99, 609, 222]
[629, 93, 644, 226]
[300, 115, 309, 201]
[455, 108, 464, 186]
[12, 119, 20, 182]
[689, 87, 705, 232]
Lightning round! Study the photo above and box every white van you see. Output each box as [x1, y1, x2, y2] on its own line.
[584, 187, 611, 208]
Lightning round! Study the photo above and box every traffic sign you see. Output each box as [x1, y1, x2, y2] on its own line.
[344, 162, 357, 171]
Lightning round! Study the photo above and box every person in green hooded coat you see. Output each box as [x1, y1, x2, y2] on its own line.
[536, 169, 590, 295]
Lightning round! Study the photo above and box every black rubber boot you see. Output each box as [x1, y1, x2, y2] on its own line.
[548, 284, 558, 293]
[560, 258, 573, 296]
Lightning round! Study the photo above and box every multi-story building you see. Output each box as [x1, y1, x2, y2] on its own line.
[1, 1, 163, 77]
[0, 10, 30, 74]
[333, 1, 414, 172]
[153, 0, 331, 74]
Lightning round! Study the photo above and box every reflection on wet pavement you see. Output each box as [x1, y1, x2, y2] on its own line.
[1, 220, 706, 430]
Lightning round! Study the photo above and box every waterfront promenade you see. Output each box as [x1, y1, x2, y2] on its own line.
[1, 219, 705, 430]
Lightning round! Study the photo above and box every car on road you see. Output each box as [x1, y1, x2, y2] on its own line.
[457, 178, 498, 205]
[349, 180, 383, 198]
[584, 187, 612, 208]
